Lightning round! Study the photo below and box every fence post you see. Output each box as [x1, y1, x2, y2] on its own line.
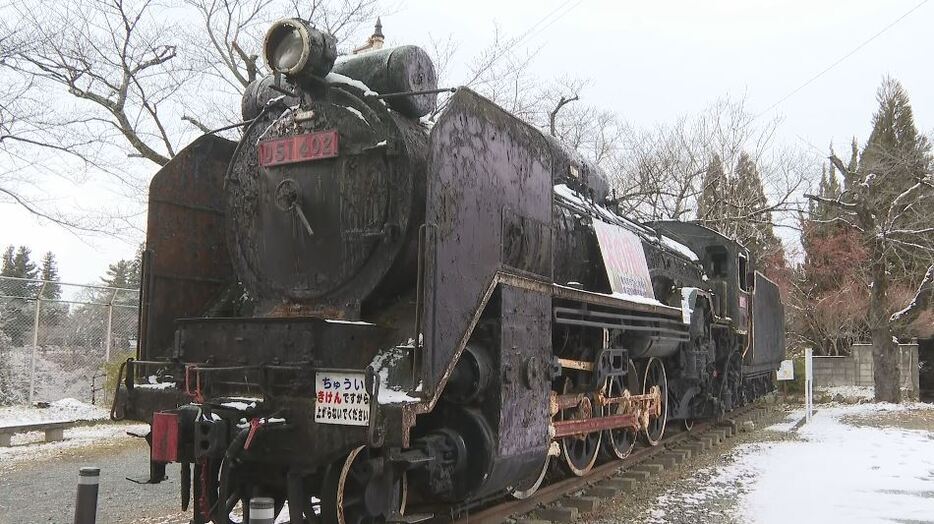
[29, 281, 47, 404]
[73, 466, 100, 524]
[104, 289, 117, 362]
[249, 497, 275, 524]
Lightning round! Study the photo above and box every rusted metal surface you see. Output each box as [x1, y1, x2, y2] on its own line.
[557, 358, 594, 371]
[552, 413, 639, 438]
[141, 134, 236, 360]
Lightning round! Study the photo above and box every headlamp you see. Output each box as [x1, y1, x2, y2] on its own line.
[264, 19, 337, 81]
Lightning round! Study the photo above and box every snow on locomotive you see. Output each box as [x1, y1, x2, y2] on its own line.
[117, 18, 785, 523]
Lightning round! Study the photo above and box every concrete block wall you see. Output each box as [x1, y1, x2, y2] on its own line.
[811, 356, 854, 386]
[812, 344, 919, 397]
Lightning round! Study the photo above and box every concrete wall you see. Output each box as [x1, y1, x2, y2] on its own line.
[812, 343, 919, 397]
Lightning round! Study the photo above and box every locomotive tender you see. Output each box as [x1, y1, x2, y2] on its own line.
[118, 17, 785, 523]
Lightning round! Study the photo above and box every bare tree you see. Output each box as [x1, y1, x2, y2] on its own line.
[605, 95, 811, 234]
[807, 154, 933, 401]
[0, 0, 385, 229]
[6, 0, 193, 167]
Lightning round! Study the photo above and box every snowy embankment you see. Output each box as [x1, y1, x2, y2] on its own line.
[0, 398, 146, 464]
[649, 402, 934, 524]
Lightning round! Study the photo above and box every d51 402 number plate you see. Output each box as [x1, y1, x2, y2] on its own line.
[258, 129, 339, 167]
[314, 371, 369, 426]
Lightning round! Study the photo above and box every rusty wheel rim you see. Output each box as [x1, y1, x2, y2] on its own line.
[559, 378, 602, 476]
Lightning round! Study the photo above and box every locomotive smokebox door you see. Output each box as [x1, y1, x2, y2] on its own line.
[226, 77, 427, 316]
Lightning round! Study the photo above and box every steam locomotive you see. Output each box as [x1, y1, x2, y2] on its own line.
[117, 17, 785, 523]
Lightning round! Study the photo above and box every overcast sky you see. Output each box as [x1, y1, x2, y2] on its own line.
[1, 0, 931, 287]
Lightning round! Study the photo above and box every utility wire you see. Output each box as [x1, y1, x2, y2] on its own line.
[756, 0, 930, 119]
[486, 0, 586, 71]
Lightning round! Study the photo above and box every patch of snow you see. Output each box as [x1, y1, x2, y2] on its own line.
[660, 235, 699, 261]
[419, 115, 436, 129]
[324, 72, 377, 96]
[369, 346, 421, 405]
[554, 184, 652, 236]
[554, 283, 669, 309]
[609, 291, 666, 307]
[218, 401, 256, 411]
[324, 319, 375, 326]
[681, 287, 699, 324]
[377, 388, 420, 404]
[137, 382, 176, 390]
[815, 385, 874, 401]
[0, 398, 108, 427]
[664, 403, 934, 524]
[342, 105, 368, 123]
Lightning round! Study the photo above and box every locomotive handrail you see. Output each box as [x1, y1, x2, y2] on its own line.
[552, 284, 683, 318]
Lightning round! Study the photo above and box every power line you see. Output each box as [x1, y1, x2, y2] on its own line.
[756, 0, 930, 119]
[487, 0, 586, 70]
[516, 0, 586, 49]
[514, 0, 578, 45]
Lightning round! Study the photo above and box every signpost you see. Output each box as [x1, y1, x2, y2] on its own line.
[776, 359, 794, 398]
[804, 348, 814, 423]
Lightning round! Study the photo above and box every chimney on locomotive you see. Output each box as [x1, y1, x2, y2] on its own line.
[263, 18, 338, 84]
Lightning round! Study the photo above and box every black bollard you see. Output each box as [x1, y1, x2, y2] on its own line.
[73, 467, 100, 524]
[249, 497, 275, 524]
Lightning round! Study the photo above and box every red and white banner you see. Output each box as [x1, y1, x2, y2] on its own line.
[592, 219, 655, 300]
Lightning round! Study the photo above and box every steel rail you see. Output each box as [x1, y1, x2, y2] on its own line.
[446, 402, 765, 524]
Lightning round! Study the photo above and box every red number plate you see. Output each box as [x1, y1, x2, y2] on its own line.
[258, 129, 340, 167]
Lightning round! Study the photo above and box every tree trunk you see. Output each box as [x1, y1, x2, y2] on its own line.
[868, 242, 901, 402]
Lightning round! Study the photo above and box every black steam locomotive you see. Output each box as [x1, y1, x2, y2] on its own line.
[117, 17, 785, 523]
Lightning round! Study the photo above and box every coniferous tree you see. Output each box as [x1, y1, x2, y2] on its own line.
[37, 252, 67, 343]
[696, 154, 728, 227]
[733, 152, 782, 269]
[1, 246, 14, 275]
[0, 246, 38, 345]
[39, 252, 62, 300]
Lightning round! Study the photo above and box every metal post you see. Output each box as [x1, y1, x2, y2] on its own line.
[104, 289, 117, 362]
[73, 467, 100, 524]
[804, 348, 814, 423]
[29, 282, 47, 404]
[249, 497, 275, 524]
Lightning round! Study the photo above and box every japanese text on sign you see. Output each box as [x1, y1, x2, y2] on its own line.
[314, 371, 370, 426]
[592, 219, 655, 299]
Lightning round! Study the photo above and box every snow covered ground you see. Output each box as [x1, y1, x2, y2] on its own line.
[0, 398, 147, 463]
[814, 385, 876, 401]
[0, 397, 109, 426]
[647, 402, 934, 524]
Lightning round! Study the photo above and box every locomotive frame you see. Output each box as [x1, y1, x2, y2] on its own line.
[117, 18, 785, 524]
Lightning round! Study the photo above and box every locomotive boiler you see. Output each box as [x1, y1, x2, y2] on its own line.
[117, 17, 785, 523]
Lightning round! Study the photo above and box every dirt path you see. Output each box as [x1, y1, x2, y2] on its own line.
[0, 424, 187, 524]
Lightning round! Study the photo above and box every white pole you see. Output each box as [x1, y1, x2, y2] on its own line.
[29, 282, 47, 404]
[104, 289, 117, 362]
[804, 348, 814, 423]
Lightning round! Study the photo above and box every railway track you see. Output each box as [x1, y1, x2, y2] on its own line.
[436, 399, 777, 524]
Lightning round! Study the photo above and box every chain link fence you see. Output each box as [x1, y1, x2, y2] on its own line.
[0, 276, 139, 407]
